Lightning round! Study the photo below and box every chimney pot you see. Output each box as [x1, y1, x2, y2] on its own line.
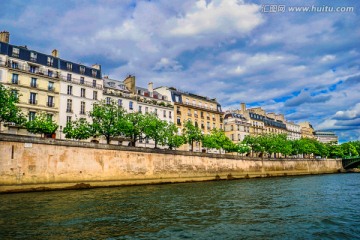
[0, 31, 10, 43]
[51, 49, 59, 58]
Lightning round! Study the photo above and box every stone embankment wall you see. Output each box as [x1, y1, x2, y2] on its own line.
[0, 134, 343, 193]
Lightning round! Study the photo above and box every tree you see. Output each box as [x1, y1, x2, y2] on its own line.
[25, 112, 58, 137]
[182, 120, 203, 151]
[341, 142, 359, 157]
[89, 101, 127, 144]
[328, 144, 344, 158]
[237, 143, 251, 155]
[164, 123, 185, 150]
[202, 128, 238, 153]
[63, 118, 94, 140]
[142, 113, 167, 148]
[0, 84, 26, 127]
[122, 112, 146, 147]
[242, 135, 265, 157]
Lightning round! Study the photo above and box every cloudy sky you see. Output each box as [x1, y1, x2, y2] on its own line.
[1, 0, 359, 142]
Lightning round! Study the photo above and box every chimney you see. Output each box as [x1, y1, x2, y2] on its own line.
[92, 64, 101, 70]
[51, 49, 59, 58]
[148, 82, 153, 93]
[0, 31, 10, 43]
[124, 75, 136, 94]
[240, 103, 246, 113]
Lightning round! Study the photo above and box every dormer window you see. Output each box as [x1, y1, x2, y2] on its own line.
[30, 52, 37, 61]
[92, 69, 97, 77]
[47, 57, 53, 66]
[12, 48, 19, 57]
[80, 66, 85, 74]
[66, 62, 72, 71]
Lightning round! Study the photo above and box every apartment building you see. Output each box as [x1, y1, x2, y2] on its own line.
[299, 122, 315, 139]
[286, 121, 302, 140]
[314, 131, 338, 144]
[155, 86, 223, 152]
[223, 112, 251, 143]
[102, 75, 174, 147]
[0, 31, 60, 136]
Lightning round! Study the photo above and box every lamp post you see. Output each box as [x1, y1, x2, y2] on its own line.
[60, 125, 63, 140]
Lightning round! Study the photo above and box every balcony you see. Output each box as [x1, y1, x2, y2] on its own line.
[80, 111, 86, 115]
[48, 87, 55, 92]
[212, 118, 216, 121]
[30, 83, 38, 88]
[47, 102, 55, 107]
[187, 113, 192, 117]
[201, 116, 204, 119]
[177, 122, 182, 126]
[61, 76, 103, 89]
[29, 99, 37, 105]
[207, 116, 210, 120]
[177, 111, 181, 115]
[194, 114, 198, 118]
[66, 109, 73, 113]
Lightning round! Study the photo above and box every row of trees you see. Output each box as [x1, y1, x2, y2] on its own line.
[1, 84, 359, 158]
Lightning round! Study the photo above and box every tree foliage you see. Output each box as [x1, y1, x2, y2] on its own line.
[182, 120, 203, 151]
[0, 84, 26, 126]
[63, 118, 94, 140]
[25, 112, 58, 137]
[142, 113, 167, 148]
[164, 123, 185, 150]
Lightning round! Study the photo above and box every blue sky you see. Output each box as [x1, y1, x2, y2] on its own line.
[1, 0, 359, 142]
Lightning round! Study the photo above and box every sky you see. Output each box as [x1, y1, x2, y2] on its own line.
[1, 0, 359, 142]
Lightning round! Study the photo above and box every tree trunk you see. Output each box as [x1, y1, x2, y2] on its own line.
[106, 135, 110, 144]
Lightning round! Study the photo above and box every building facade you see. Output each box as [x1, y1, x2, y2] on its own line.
[299, 122, 315, 139]
[314, 131, 338, 144]
[285, 121, 302, 140]
[102, 76, 174, 148]
[223, 112, 251, 143]
[155, 86, 223, 152]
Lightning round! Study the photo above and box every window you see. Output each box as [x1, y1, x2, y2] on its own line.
[163, 110, 166, 118]
[80, 77, 84, 84]
[47, 57, 53, 66]
[106, 97, 111, 105]
[138, 106, 142, 113]
[11, 90, 19, 100]
[230, 125, 233, 131]
[93, 91, 98, 100]
[129, 101, 133, 110]
[29, 111, 36, 121]
[12, 47, 20, 57]
[29, 92, 37, 104]
[29, 65, 36, 73]
[177, 117, 181, 125]
[48, 70, 53, 77]
[169, 111, 172, 119]
[145, 107, 148, 113]
[186, 98, 189, 104]
[80, 66, 85, 74]
[92, 79, 96, 87]
[92, 70, 97, 77]
[213, 123, 215, 129]
[67, 73, 72, 81]
[48, 81, 54, 91]
[30, 77, 37, 88]
[154, 108, 158, 116]
[66, 63, 72, 71]
[118, 99, 122, 107]
[174, 95, 180, 102]
[81, 88, 86, 98]
[11, 73, 19, 84]
[11, 62, 18, 69]
[66, 116, 72, 123]
[80, 101, 85, 115]
[30, 52, 37, 61]
[67, 85, 72, 95]
[47, 96, 54, 107]
[231, 134, 234, 141]
[66, 99, 72, 113]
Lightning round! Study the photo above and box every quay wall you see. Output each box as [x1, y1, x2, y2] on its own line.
[0, 134, 343, 193]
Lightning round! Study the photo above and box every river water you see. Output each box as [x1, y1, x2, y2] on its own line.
[1, 173, 359, 239]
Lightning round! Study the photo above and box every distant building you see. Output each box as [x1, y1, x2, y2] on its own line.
[223, 112, 251, 143]
[285, 121, 301, 140]
[299, 122, 315, 139]
[314, 131, 338, 144]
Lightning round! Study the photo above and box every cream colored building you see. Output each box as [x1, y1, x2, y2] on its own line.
[155, 86, 223, 152]
[0, 31, 60, 136]
[314, 131, 338, 144]
[299, 122, 315, 139]
[223, 112, 251, 143]
[286, 121, 301, 140]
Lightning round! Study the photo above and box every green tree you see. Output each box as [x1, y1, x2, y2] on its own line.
[25, 112, 58, 137]
[202, 128, 238, 153]
[89, 101, 126, 144]
[242, 135, 265, 156]
[63, 118, 94, 140]
[142, 113, 167, 148]
[0, 84, 26, 127]
[349, 141, 360, 155]
[164, 123, 185, 150]
[341, 142, 359, 157]
[237, 143, 251, 155]
[182, 120, 203, 151]
[122, 112, 146, 147]
[328, 144, 344, 158]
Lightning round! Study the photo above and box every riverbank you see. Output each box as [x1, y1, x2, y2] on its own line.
[0, 134, 343, 193]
